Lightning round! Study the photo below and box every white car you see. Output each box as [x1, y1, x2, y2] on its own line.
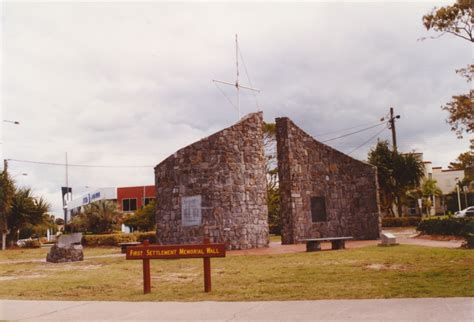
[454, 206, 474, 218]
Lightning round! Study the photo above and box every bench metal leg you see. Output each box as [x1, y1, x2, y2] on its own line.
[331, 240, 345, 250]
[306, 241, 321, 252]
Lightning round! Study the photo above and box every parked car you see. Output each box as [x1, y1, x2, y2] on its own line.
[16, 235, 40, 248]
[454, 206, 474, 218]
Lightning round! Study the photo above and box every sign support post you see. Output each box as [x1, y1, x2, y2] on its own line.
[126, 239, 226, 294]
[142, 240, 151, 294]
[203, 237, 211, 292]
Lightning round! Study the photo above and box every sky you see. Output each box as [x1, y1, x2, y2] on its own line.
[1, 1, 472, 218]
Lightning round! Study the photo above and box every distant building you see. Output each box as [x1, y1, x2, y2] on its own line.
[404, 152, 465, 216]
[65, 185, 155, 223]
[117, 186, 155, 213]
[432, 167, 464, 195]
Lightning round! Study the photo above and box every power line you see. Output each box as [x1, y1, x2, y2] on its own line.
[7, 158, 154, 168]
[314, 120, 385, 137]
[322, 122, 387, 143]
[347, 127, 387, 155]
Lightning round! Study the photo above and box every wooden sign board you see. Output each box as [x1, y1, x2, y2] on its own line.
[125, 240, 225, 294]
[126, 244, 226, 260]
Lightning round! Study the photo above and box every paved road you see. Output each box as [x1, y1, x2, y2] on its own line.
[1, 298, 472, 321]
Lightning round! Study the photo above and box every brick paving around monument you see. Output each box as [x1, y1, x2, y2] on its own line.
[228, 234, 463, 256]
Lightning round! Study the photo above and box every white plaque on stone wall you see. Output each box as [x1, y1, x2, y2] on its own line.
[181, 195, 202, 226]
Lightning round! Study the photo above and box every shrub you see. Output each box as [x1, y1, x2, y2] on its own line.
[417, 217, 473, 236]
[134, 231, 157, 243]
[464, 233, 474, 249]
[82, 233, 136, 246]
[382, 216, 421, 227]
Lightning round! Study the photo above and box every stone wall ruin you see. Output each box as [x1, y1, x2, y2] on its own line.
[155, 112, 381, 249]
[154, 112, 269, 250]
[276, 117, 381, 244]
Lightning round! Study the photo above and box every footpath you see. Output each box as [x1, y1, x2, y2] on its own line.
[1, 298, 472, 321]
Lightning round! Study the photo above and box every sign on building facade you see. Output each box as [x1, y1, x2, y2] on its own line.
[181, 195, 202, 226]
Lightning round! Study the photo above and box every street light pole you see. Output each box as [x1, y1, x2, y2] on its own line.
[455, 178, 462, 211]
[1, 120, 20, 171]
[2, 120, 20, 125]
[12, 173, 27, 179]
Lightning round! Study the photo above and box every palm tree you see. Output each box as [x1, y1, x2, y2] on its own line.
[368, 141, 425, 217]
[421, 179, 443, 216]
[81, 200, 120, 233]
[0, 171, 14, 250]
[7, 188, 50, 243]
[407, 179, 443, 216]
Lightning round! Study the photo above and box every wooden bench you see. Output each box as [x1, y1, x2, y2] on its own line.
[118, 242, 141, 254]
[300, 237, 353, 252]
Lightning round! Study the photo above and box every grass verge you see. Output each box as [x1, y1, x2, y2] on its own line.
[0, 245, 472, 301]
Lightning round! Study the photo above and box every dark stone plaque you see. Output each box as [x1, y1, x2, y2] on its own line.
[310, 196, 327, 222]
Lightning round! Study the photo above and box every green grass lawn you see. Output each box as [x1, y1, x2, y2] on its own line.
[0, 246, 120, 261]
[269, 235, 282, 243]
[0, 245, 472, 301]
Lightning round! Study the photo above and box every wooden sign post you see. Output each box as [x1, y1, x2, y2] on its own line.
[126, 239, 226, 294]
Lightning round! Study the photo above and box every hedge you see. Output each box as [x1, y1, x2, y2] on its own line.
[81, 232, 157, 246]
[134, 232, 157, 243]
[382, 216, 421, 227]
[416, 217, 473, 237]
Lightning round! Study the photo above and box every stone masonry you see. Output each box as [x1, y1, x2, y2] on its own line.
[154, 112, 269, 250]
[276, 117, 381, 244]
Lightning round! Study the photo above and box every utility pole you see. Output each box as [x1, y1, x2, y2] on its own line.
[1, 159, 8, 250]
[388, 107, 400, 152]
[64, 152, 69, 224]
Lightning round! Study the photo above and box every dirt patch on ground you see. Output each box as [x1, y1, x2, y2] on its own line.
[365, 263, 406, 271]
[414, 234, 464, 241]
[45, 263, 104, 272]
[152, 272, 199, 283]
[0, 273, 46, 281]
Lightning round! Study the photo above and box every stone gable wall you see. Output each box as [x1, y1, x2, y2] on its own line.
[154, 112, 269, 250]
[276, 117, 381, 244]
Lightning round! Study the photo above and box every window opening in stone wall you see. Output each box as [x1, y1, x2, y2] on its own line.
[311, 196, 327, 222]
[123, 198, 137, 212]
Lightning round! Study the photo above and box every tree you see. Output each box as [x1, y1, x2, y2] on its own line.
[70, 200, 120, 234]
[423, 1, 473, 138]
[123, 200, 156, 231]
[421, 179, 443, 216]
[263, 122, 281, 234]
[422, 0, 473, 42]
[449, 151, 474, 170]
[368, 140, 425, 217]
[0, 170, 14, 250]
[7, 188, 50, 243]
[20, 214, 58, 240]
[54, 217, 65, 226]
[441, 65, 474, 138]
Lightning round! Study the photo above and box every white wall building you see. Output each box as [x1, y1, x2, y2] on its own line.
[66, 187, 117, 219]
[432, 167, 464, 195]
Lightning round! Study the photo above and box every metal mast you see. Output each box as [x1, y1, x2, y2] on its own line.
[213, 34, 260, 119]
